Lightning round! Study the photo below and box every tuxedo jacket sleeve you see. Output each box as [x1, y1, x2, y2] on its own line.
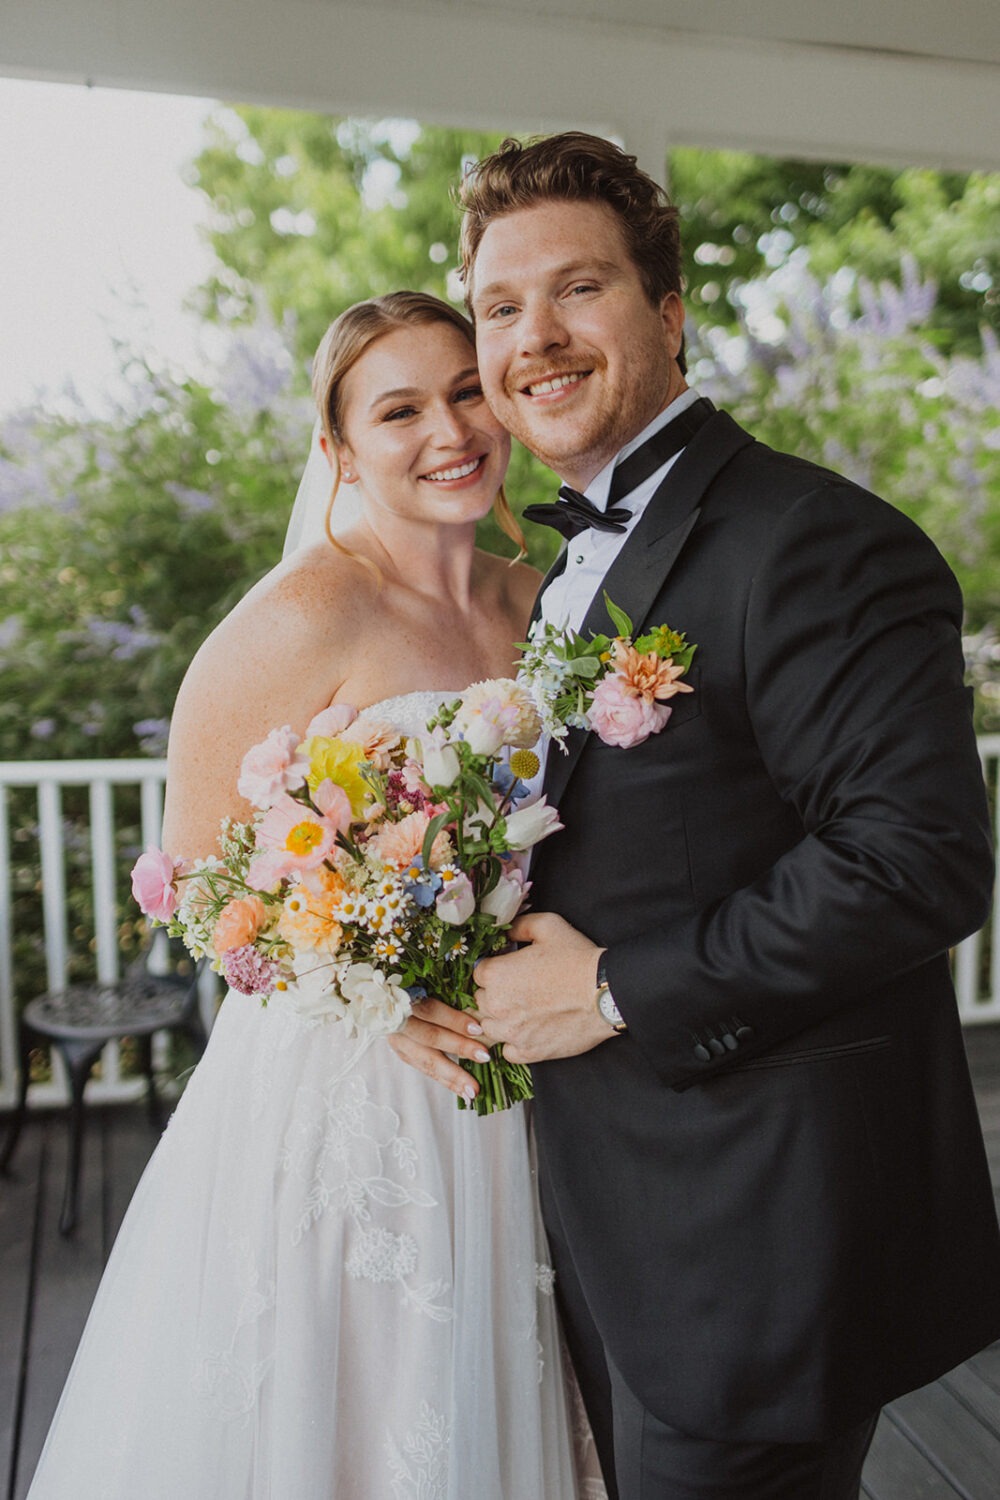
[602, 457, 994, 1089]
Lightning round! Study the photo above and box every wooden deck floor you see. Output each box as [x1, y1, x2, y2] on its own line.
[1, 1028, 999, 1500]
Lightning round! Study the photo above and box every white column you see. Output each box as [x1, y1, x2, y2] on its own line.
[614, 116, 669, 190]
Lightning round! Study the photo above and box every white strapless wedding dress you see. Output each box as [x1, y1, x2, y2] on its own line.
[28, 693, 605, 1500]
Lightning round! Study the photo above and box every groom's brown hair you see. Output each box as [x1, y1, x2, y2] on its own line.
[457, 131, 685, 372]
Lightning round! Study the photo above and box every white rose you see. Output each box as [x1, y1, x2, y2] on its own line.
[422, 740, 461, 789]
[339, 962, 412, 1036]
[479, 869, 528, 925]
[285, 954, 349, 1020]
[504, 797, 564, 851]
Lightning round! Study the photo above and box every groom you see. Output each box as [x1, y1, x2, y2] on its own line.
[396, 133, 1000, 1498]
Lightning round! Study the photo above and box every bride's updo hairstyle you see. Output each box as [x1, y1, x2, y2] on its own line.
[311, 290, 524, 558]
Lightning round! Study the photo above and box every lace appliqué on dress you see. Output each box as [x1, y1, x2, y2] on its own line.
[191, 1237, 276, 1423]
[385, 1402, 450, 1500]
[280, 1071, 453, 1320]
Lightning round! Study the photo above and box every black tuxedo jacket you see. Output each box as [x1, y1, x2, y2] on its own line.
[528, 409, 1000, 1443]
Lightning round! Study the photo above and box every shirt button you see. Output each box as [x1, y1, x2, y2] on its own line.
[574, 554, 585, 565]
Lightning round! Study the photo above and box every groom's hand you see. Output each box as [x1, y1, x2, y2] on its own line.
[473, 912, 613, 1064]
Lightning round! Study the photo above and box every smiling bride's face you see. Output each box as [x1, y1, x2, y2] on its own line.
[330, 321, 511, 530]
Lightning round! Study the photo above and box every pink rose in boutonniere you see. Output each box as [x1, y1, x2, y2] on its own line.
[587, 675, 672, 748]
[518, 592, 697, 751]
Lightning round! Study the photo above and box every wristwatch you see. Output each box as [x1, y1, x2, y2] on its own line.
[594, 952, 627, 1034]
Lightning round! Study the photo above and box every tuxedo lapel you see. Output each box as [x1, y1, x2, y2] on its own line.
[529, 545, 568, 630]
[540, 411, 753, 809]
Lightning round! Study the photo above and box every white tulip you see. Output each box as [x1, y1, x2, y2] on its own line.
[480, 870, 528, 925]
[422, 740, 461, 788]
[504, 797, 564, 851]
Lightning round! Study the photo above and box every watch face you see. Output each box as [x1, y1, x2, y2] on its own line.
[598, 987, 623, 1027]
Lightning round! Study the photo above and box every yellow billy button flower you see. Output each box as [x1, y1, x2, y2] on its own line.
[509, 748, 540, 781]
[301, 735, 370, 817]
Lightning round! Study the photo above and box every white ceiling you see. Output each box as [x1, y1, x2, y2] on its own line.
[1, 0, 997, 172]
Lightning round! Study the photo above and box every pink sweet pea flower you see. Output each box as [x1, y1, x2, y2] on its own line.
[237, 725, 307, 809]
[131, 847, 182, 922]
[305, 704, 358, 738]
[587, 675, 672, 748]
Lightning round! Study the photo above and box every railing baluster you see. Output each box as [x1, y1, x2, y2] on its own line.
[90, 779, 118, 985]
[37, 778, 68, 993]
[90, 779, 123, 1086]
[140, 776, 164, 852]
[0, 783, 16, 1108]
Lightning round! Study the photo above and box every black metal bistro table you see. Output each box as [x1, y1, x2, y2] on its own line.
[1, 960, 207, 1234]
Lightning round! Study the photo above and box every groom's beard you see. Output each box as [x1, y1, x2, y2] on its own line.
[488, 346, 676, 488]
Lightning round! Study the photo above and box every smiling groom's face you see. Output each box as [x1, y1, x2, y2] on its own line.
[469, 197, 686, 491]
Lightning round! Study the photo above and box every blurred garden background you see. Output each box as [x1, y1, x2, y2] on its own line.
[2, 81, 999, 1009]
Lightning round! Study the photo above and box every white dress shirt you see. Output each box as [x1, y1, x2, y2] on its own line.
[536, 386, 702, 634]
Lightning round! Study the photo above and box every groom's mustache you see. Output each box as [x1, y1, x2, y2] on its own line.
[504, 354, 602, 396]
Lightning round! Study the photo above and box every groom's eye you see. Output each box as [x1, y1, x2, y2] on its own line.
[489, 304, 518, 320]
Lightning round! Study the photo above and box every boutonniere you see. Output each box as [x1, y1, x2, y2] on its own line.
[519, 592, 696, 750]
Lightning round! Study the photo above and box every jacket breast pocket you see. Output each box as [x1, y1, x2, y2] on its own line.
[662, 664, 702, 729]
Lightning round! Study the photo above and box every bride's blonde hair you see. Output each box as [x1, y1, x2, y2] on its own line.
[311, 291, 524, 561]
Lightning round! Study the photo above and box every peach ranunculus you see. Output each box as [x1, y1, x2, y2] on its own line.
[277, 866, 346, 953]
[365, 810, 454, 871]
[340, 715, 403, 772]
[587, 675, 672, 748]
[237, 725, 307, 810]
[611, 640, 694, 704]
[212, 895, 268, 954]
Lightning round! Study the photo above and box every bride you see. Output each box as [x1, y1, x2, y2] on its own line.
[27, 292, 605, 1499]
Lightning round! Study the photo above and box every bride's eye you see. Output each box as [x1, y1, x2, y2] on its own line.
[454, 385, 483, 403]
[383, 405, 418, 422]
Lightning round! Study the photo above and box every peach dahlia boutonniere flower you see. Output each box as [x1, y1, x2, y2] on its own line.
[611, 639, 695, 704]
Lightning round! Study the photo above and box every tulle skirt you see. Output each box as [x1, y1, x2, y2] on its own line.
[27, 990, 600, 1498]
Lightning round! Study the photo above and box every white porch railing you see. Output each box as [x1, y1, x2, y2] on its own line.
[1, 744, 999, 1111]
[0, 757, 217, 1112]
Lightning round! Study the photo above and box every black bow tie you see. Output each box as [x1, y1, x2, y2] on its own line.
[523, 396, 715, 541]
[532, 487, 632, 540]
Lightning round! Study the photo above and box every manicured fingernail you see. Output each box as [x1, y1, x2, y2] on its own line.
[474, 1048, 491, 1063]
[463, 1084, 477, 1100]
[467, 1021, 484, 1035]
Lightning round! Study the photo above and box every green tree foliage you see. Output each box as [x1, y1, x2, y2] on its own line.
[192, 112, 502, 364]
[670, 149, 1000, 351]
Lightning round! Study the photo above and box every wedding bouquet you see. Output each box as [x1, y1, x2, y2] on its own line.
[130, 680, 560, 1114]
[518, 592, 696, 752]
